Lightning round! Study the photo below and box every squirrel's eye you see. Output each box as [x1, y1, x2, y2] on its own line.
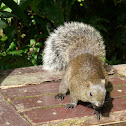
[90, 92, 93, 97]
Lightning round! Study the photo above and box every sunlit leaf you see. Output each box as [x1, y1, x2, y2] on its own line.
[1, 0, 28, 26]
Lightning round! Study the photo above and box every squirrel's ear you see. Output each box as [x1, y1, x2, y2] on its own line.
[101, 79, 105, 84]
[86, 81, 91, 88]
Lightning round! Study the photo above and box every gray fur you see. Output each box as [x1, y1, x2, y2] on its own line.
[43, 22, 105, 72]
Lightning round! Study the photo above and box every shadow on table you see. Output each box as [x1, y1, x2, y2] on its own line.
[0, 69, 14, 86]
[78, 81, 114, 118]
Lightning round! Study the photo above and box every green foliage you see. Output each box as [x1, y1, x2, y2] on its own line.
[71, 0, 126, 65]
[0, 0, 126, 70]
[1, 0, 28, 26]
[30, 0, 64, 26]
[0, 20, 7, 29]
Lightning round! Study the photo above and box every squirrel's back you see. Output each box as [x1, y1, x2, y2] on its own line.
[43, 22, 105, 72]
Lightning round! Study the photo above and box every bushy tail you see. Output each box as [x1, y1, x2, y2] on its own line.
[43, 22, 105, 72]
[43, 40, 68, 72]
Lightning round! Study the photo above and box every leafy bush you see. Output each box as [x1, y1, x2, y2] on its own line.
[0, 0, 126, 70]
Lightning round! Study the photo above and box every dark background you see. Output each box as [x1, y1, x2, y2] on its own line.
[0, 0, 126, 70]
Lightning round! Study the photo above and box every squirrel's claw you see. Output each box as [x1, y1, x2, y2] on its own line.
[55, 93, 66, 101]
[94, 108, 101, 120]
[65, 103, 77, 109]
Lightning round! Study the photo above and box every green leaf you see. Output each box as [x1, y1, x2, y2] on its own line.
[0, 11, 17, 18]
[32, 59, 37, 65]
[80, 3, 83, 6]
[0, 36, 8, 41]
[22, 45, 30, 53]
[32, 53, 37, 59]
[30, 39, 35, 46]
[8, 50, 23, 56]
[6, 42, 16, 52]
[19, 0, 32, 11]
[1, 0, 28, 26]
[0, 20, 7, 29]
[0, 3, 12, 12]
[30, 0, 64, 26]
[34, 42, 41, 52]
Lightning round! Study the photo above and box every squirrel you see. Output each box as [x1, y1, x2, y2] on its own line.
[43, 22, 108, 119]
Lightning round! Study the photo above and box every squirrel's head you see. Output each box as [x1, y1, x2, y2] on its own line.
[85, 79, 106, 108]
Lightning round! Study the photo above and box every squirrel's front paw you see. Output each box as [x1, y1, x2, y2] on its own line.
[65, 103, 77, 109]
[55, 93, 66, 101]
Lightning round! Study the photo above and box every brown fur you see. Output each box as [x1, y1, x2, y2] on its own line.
[56, 54, 107, 108]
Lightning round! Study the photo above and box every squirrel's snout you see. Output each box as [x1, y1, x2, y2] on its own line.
[95, 101, 104, 107]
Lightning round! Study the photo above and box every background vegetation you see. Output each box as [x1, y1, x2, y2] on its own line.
[0, 0, 126, 70]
